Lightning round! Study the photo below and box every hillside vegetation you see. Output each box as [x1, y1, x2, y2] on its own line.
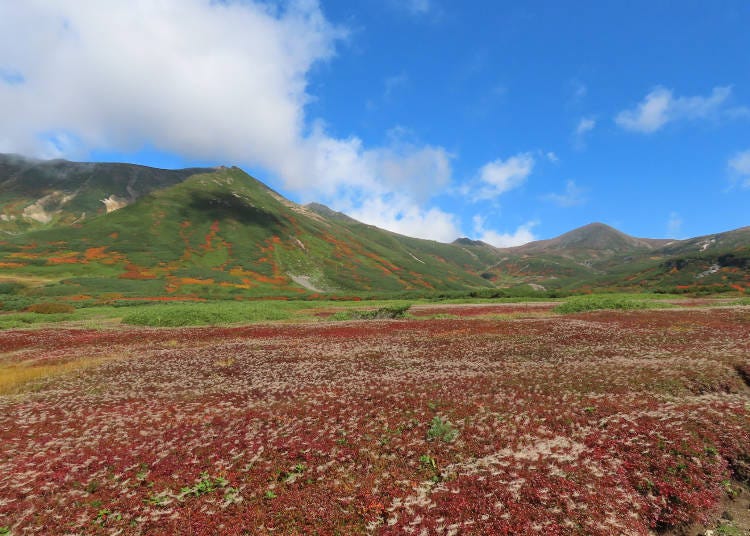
[0, 154, 748, 302]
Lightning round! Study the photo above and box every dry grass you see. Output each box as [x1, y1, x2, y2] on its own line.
[0, 357, 111, 395]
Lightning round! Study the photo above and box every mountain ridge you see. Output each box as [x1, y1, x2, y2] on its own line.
[0, 154, 748, 298]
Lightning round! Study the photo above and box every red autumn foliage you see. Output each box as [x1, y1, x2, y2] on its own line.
[0, 307, 748, 534]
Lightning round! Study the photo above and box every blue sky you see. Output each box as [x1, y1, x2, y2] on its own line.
[1, 1, 749, 244]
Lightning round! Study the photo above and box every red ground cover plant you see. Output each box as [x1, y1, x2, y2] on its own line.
[410, 303, 556, 317]
[0, 307, 749, 534]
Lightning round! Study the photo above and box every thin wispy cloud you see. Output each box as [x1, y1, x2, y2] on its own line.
[615, 86, 737, 133]
[384, 72, 409, 100]
[576, 118, 596, 136]
[728, 149, 750, 188]
[405, 0, 432, 15]
[544, 180, 587, 207]
[388, 0, 437, 17]
[566, 79, 587, 102]
[667, 211, 683, 237]
[573, 117, 596, 148]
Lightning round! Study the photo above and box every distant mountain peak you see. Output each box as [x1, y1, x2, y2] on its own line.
[304, 202, 359, 224]
[508, 222, 669, 258]
[453, 237, 492, 247]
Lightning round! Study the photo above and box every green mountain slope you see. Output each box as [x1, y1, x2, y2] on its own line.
[0, 154, 747, 300]
[0, 166, 497, 299]
[0, 154, 211, 234]
[595, 227, 750, 294]
[474, 224, 750, 293]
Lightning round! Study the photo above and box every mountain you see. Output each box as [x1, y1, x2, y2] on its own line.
[0, 154, 747, 300]
[0, 154, 212, 234]
[507, 222, 671, 259]
[0, 162, 499, 299]
[481, 223, 750, 293]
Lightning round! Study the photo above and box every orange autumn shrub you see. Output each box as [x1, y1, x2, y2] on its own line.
[25, 303, 75, 314]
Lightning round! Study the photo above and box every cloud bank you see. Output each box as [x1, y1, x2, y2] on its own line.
[0, 0, 465, 241]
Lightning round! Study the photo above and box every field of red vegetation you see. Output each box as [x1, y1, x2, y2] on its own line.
[1, 306, 749, 535]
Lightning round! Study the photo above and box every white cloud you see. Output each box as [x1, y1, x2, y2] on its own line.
[571, 80, 587, 100]
[615, 86, 733, 133]
[476, 153, 534, 200]
[304, 125, 453, 201]
[728, 149, 750, 188]
[349, 196, 460, 242]
[544, 180, 587, 207]
[399, 0, 433, 15]
[472, 216, 538, 248]
[0, 0, 462, 242]
[575, 118, 596, 136]
[546, 152, 559, 163]
[384, 72, 409, 99]
[667, 212, 683, 237]
[0, 1, 340, 163]
[573, 117, 596, 149]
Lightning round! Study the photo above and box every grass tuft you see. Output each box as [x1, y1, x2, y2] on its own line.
[121, 302, 296, 327]
[554, 295, 672, 314]
[330, 304, 411, 321]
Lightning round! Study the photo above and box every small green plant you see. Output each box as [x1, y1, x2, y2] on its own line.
[419, 454, 437, 469]
[716, 522, 742, 536]
[84, 479, 100, 494]
[180, 472, 228, 498]
[135, 463, 150, 483]
[721, 479, 740, 499]
[335, 431, 348, 445]
[264, 490, 277, 500]
[145, 492, 170, 506]
[280, 463, 307, 483]
[419, 454, 442, 482]
[223, 486, 241, 505]
[427, 416, 458, 442]
[0, 527, 10, 535]
[94, 509, 122, 526]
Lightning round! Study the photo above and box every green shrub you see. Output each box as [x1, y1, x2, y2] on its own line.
[331, 304, 411, 321]
[121, 302, 294, 327]
[0, 312, 74, 329]
[426, 416, 458, 442]
[0, 295, 34, 311]
[0, 282, 24, 294]
[554, 295, 670, 314]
